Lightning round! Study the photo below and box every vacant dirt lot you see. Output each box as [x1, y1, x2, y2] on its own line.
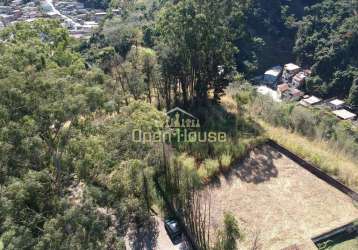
[205, 145, 358, 250]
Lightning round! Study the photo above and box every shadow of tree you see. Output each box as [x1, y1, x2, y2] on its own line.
[233, 145, 280, 184]
[127, 216, 159, 250]
[208, 145, 280, 187]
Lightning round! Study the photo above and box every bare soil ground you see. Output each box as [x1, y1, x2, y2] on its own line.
[205, 145, 358, 250]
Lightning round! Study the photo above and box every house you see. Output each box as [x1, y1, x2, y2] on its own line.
[292, 71, 307, 88]
[0, 14, 15, 24]
[95, 12, 106, 21]
[329, 99, 345, 110]
[13, 10, 22, 18]
[332, 109, 357, 120]
[80, 21, 99, 31]
[283, 63, 301, 81]
[299, 95, 321, 106]
[0, 6, 11, 14]
[112, 9, 121, 15]
[277, 83, 289, 98]
[288, 88, 304, 101]
[263, 66, 282, 86]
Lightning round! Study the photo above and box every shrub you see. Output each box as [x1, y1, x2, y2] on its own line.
[187, 142, 210, 161]
[177, 153, 196, 171]
[290, 106, 317, 137]
[197, 166, 209, 183]
[220, 153, 232, 171]
[204, 159, 220, 177]
[231, 143, 246, 159]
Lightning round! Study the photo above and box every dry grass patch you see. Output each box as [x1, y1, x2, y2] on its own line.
[204, 145, 358, 250]
[259, 120, 358, 191]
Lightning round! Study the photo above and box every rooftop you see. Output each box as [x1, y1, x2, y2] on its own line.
[293, 71, 307, 81]
[291, 88, 304, 96]
[329, 99, 345, 106]
[285, 63, 301, 71]
[257, 85, 282, 102]
[265, 66, 282, 77]
[303, 96, 321, 105]
[332, 109, 357, 120]
[277, 83, 289, 92]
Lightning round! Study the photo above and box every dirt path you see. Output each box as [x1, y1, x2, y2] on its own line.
[125, 216, 187, 250]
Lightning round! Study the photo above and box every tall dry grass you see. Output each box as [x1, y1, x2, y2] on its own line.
[259, 120, 358, 191]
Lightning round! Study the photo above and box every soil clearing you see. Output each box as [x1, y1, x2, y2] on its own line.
[205, 145, 358, 250]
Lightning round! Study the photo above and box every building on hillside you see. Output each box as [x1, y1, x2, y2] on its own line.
[13, 9, 22, 18]
[332, 109, 357, 120]
[112, 9, 121, 15]
[0, 14, 15, 24]
[263, 66, 282, 87]
[277, 83, 289, 98]
[328, 99, 345, 110]
[299, 95, 321, 107]
[292, 71, 307, 88]
[0, 6, 11, 14]
[80, 21, 99, 32]
[95, 12, 106, 22]
[288, 88, 304, 101]
[283, 63, 301, 82]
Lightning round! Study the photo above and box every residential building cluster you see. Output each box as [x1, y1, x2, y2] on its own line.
[0, 0, 42, 25]
[0, 0, 119, 39]
[256, 63, 357, 122]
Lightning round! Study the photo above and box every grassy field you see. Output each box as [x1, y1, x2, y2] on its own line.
[258, 120, 358, 192]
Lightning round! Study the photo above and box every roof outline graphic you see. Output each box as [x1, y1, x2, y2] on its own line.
[166, 107, 198, 120]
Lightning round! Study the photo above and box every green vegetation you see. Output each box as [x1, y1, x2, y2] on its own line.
[295, 0, 358, 102]
[231, 84, 358, 190]
[1, 0, 358, 249]
[0, 20, 166, 249]
[213, 212, 241, 250]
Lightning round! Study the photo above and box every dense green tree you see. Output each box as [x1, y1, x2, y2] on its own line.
[295, 0, 358, 98]
[0, 20, 167, 249]
[156, 0, 237, 106]
[348, 78, 358, 106]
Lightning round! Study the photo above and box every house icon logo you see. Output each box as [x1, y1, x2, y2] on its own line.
[165, 107, 200, 128]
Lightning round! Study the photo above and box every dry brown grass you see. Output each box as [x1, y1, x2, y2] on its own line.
[204, 145, 358, 250]
[221, 88, 358, 192]
[259, 120, 358, 192]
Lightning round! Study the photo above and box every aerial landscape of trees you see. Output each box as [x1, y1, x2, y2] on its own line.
[0, 0, 357, 249]
[295, 0, 358, 103]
